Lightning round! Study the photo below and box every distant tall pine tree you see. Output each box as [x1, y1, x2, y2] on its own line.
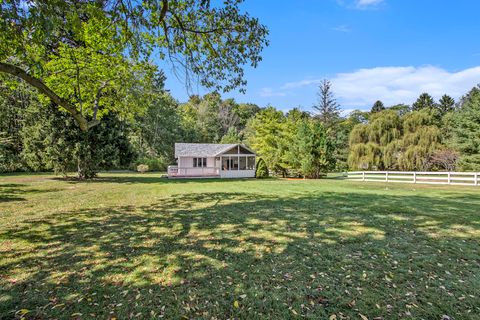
[437, 94, 455, 115]
[412, 93, 435, 111]
[371, 100, 385, 113]
[313, 79, 340, 128]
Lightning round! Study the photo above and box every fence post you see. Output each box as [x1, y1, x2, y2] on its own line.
[413, 172, 416, 184]
[362, 172, 365, 181]
[448, 172, 451, 185]
[475, 172, 478, 186]
[386, 171, 389, 182]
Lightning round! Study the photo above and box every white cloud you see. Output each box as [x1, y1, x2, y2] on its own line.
[337, 0, 384, 9]
[281, 79, 320, 90]
[332, 25, 351, 33]
[340, 108, 357, 117]
[266, 65, 480, 108]
[259, 87, 286, 97]
[356, 0, 383, 8]
[334, 66, 480, 107]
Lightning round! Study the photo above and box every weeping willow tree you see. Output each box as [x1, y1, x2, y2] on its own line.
[348, 109, 444, 170]
[397, 110, 443, 170]
[348, 110, 402, 169]
[367, 110, 402, 146]
[348, 142, 383, 169]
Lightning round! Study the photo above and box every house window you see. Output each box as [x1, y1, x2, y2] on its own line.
[193, 157, 207, 167]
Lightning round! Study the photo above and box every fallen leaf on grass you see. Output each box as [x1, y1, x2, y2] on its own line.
[359, 314, 368, 320]
[233, 300, 240, 308]
[18, 309, 30, 315]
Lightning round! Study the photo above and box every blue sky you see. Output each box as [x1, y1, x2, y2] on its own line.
[162, 0, 480, 113]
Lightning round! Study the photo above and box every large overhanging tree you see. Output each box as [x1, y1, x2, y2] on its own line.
[0, 0, 269, 131]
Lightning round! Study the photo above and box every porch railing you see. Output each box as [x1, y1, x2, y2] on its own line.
[167, 165, 220, 177]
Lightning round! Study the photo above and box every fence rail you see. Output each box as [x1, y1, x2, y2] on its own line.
[346, 171, 480, 186]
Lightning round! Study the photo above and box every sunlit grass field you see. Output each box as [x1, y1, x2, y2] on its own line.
[1, 173, 479, 319]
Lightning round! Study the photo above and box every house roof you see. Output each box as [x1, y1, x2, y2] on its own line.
[174, 143, 255, 158]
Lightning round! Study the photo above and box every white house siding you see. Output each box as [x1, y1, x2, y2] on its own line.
[176, 156, 218, 176]
[171, 143, 256, 178]
[178, 157, 215, 167]
[178, 156, 190, 168]
[220, 169, 255, 178]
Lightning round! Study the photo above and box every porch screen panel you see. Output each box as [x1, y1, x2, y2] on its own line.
[222, 157, 230, 170]
[232, 156, 239, 170]
[239, 157, 247, 170]
[247, 156, 255, 170]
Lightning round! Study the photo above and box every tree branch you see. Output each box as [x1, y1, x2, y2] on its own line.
[0, 61, 92, 131]
[159, 0, 168, 24]
[171, 11, 225, 35]
[93, 81, 109, 121]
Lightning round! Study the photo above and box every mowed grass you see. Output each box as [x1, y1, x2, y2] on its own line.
[0, 173, 479, 319]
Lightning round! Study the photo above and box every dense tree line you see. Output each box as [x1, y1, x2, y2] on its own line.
[245, 106, 336, 178]
[2, 1, 479, 178]
[0, 74, 262, 176]
[348, 88, 480, 171]
[3, 73, 478, 178]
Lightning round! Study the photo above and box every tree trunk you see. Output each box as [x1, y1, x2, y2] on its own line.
[76, 132, 98, 180]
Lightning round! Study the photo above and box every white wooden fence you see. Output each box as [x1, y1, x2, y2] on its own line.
[346, 171, 480, 187]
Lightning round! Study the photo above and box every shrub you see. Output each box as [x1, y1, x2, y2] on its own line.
[255, 158, 269, 178]
[133, 157, 168, 172]
[137, 164, 149, 173]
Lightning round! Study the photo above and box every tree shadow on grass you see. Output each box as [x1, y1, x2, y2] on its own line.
[1, 191, 479, 319]
[0, 183, 66, 203]
[49, 175, 263, 185]
[0, 183, 28, 202]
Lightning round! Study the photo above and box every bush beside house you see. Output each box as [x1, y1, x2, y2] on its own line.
[255, 158, 269, 178]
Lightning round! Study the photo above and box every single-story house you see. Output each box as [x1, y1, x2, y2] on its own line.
[168, 143, 256, 178]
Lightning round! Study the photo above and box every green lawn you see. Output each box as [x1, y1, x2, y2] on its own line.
[1, 173, 479, 319]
